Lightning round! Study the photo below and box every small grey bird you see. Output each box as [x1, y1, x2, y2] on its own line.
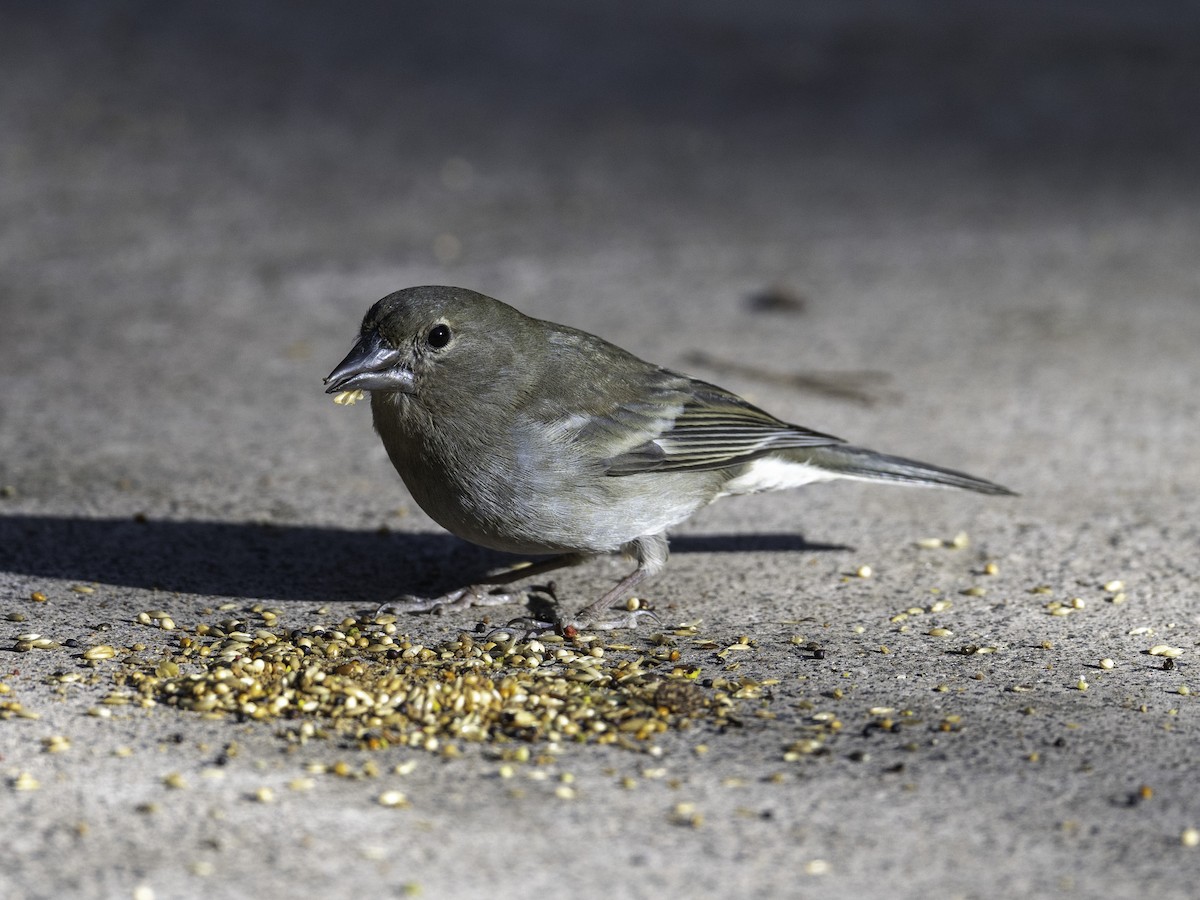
[325, 286, 1013, 629]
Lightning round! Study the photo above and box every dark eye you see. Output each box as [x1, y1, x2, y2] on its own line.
[427, 323, 451, 349]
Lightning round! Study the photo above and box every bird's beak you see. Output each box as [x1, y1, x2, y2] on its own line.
[323, 331, 415, 394]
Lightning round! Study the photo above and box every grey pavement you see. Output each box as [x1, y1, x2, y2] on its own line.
[3, 2, 1200, 898]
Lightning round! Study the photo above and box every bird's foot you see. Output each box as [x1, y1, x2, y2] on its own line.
[568, 607, 661, 632]
[480, 616, 559, 642]
[480, 606, 660, 642]
[377, 586, 522, 617]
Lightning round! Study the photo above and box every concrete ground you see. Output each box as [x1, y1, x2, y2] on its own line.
[3, 1, 1199, 897]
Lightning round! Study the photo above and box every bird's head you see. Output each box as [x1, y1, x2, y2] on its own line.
[323, 285, 524, 398]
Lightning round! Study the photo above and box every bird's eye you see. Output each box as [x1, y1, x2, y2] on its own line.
[427, 324, 452, 349]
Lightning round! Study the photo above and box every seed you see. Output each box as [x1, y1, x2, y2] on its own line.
[950, 531, 970, 549]
[30, 592, 47, 603]
[70, 585, 95, 594]
[163, 772, 188, 790]
[43, 735, 71, 753]
[855, 565, 873, 579]
[1103, 580, 1124, 593]
[12, 772, 39, 791]
[83, 645, 117, 660]
[252, 787, 275, 803]
[805, 859, 831, 876]
[916, 538, 943, 550]
[1099, 658, 1115, 670]
[1076, 679, 1089, 691]
[670, 802, 702, 827]
[927, 628, 953, 638]
[1182, 828, 1200, 848]
[983, 562, 999, 576]
[960, 587, 986, 597]
[1179, 685, 1192, 696]
[1149, 645, 1184, 658]
[377, 790, 408, 807]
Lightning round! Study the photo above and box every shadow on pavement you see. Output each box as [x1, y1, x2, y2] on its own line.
[0, 515, 850, 604]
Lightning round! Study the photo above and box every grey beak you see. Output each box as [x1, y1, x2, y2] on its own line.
[324, 331, 415, 394]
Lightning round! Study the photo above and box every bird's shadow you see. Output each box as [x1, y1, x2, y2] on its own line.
[0, 515, 851, 604]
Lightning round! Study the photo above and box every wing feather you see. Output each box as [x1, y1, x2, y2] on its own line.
[603, 382, 843, 475]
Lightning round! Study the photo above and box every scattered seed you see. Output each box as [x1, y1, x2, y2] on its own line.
[1149, 646, 1184, 658]
[670, 802, 702, 827]
[42, 735, 71, 753]
[377, 790, 408, 807]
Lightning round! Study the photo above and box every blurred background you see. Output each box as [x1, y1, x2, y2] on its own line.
[2, 0, 1197, 522]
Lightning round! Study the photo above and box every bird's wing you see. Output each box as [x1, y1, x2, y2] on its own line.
[601, 378, 844, 476]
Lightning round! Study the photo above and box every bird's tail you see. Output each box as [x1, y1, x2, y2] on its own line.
[801, 445, 1016, 496]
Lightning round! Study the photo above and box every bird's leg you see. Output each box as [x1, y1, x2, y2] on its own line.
[563, 532, 669, 631]
[379, 553, 590, 617]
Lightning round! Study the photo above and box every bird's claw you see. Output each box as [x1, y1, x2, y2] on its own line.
[480, 616, 560, 643]
[376, 586, 521, 618]
[569, 607, 661, 632]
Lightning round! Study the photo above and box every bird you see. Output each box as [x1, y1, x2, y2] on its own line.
[324, 285, 1014, 630]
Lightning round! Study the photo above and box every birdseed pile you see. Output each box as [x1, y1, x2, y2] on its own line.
[61, 607, 750, 752]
